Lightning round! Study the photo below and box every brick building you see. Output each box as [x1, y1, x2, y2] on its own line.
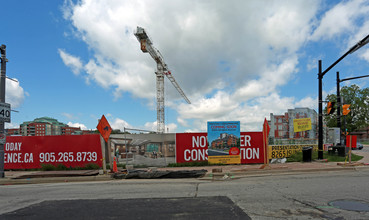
[269, 108, 318, 140]
[8, 117, 94, 136]
[210, 133, 239, 149]
[6, 128, 21, 136]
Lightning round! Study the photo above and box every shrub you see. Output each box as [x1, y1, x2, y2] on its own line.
[167, 161, 210, 167]
[84, 163, 101, 170]
[41, 164, 56, 171]
[56, 164, 68, 170]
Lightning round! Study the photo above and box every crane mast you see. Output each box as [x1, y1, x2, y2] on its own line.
[134, 26, 190, 133]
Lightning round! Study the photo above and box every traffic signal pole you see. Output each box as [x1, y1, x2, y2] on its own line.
[317, 34, 369, 160]
[337, 73, 369, 140]
[336, 72, 341, 129]
[0, 45, 6, 178]
[318, 61, 323, 160]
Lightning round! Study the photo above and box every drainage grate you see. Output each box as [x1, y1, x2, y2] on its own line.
[329, 200, 369, 212]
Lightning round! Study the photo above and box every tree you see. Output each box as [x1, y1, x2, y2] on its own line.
[324, 84, 369, 132]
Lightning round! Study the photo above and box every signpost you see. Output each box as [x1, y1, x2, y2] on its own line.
[0, 133, 6, 145]
[97, 115, 112, 173]
[97, 115, 112, 143]
[346, 135, 357, 164]
[0, 44, 8, 178]
[0, 102, 11, 123]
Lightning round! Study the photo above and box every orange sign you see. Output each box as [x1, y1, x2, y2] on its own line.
[97, 115, 112, 142]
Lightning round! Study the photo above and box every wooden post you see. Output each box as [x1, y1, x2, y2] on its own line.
[349, 135, 352, 164]
[100, 136, 107, 174]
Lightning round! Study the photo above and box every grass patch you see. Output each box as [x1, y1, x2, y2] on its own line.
[39, 163, 102, 171]
[167, 161, 231, 167]
[41, 164, 57, 171]
[167, 161, 211, 167]
[286, 151, 363, 162]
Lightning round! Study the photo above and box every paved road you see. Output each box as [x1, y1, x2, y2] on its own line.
[0, 197, 249, 220]
[353, 145, 369, 163]
[1, 168, 369, 219]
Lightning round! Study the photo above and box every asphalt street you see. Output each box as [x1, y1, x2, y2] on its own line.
[1, 168, 369, 219]
[0, 197, 250, 220]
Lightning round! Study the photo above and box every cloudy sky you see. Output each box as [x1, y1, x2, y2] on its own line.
[2, 0, 369, 132]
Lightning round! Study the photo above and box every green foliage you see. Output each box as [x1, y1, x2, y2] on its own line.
[40, 163, 101, 171]
[286, 150, 363, 162]
[324, 84, 369, 132]
[56, 164, 68, 170]
[83, 163, 101, 170]
[41, 164, 57, 171]
[167, 161, 211, 167]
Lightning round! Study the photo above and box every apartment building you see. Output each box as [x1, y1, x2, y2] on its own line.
[16, 117, 90, 136]
[269, 108, 318, 139]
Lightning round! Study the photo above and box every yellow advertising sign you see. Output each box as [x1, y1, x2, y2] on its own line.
[208, 155, 241, 164]
[268, 144, 318, 159]
[293, 118, 312, 133]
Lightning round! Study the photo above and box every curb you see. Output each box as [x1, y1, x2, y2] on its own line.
[200, 166, 364, 180]
[0, 175, 112, 185]
[2, 165, 369, 185]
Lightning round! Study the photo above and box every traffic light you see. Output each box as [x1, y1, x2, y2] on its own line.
[342, 104, 351, 115]
[327, 102, 335, 115]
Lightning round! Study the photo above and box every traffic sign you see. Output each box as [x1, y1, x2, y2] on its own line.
[0, 133, 5, 144]
[97, 115, 112, 142]
[0, 102, 11, 123]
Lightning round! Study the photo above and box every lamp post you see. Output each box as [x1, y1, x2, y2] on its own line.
[318, 34, 369, 160]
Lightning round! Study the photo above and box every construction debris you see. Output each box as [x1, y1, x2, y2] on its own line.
[112, 169, 207, 179]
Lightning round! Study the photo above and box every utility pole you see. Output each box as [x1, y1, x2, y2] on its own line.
[0, 45, 7, 178]
[337, 73, 369, 140]
[318, 60, 323, 159]
[336, 72, 341, 129]
[317, 34, 369, 160]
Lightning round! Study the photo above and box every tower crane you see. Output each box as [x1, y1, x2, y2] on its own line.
[134, 26, 191, 133]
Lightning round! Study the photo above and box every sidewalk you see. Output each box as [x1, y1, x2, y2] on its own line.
[1, 145, 369, 185]
[1, 160, 369, 185]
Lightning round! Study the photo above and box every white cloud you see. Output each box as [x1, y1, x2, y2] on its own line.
[143, 121, 177, 133]
[5, 122, 19, 129]
[67, 122, 87, 130]
[6, 79, 26, 109]
[62, 112, 75, 120]
[295, 96, 317, 110]
[60, 1, 367, 132]
[58, 49, 83, 75]
[311, 0, 369, 41]
[110, 118, 130, 131]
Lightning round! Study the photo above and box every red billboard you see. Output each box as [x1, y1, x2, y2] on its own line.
[4, 134, 103, 169]
[176, 132, 264, 164]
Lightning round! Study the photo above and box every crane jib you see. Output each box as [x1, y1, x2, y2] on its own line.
[134, 26, 191, 132]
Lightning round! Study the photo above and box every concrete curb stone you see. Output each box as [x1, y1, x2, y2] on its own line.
[1, 162, 369, 185]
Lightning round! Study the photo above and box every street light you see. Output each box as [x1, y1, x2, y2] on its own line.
[318, 34, 369, 160]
